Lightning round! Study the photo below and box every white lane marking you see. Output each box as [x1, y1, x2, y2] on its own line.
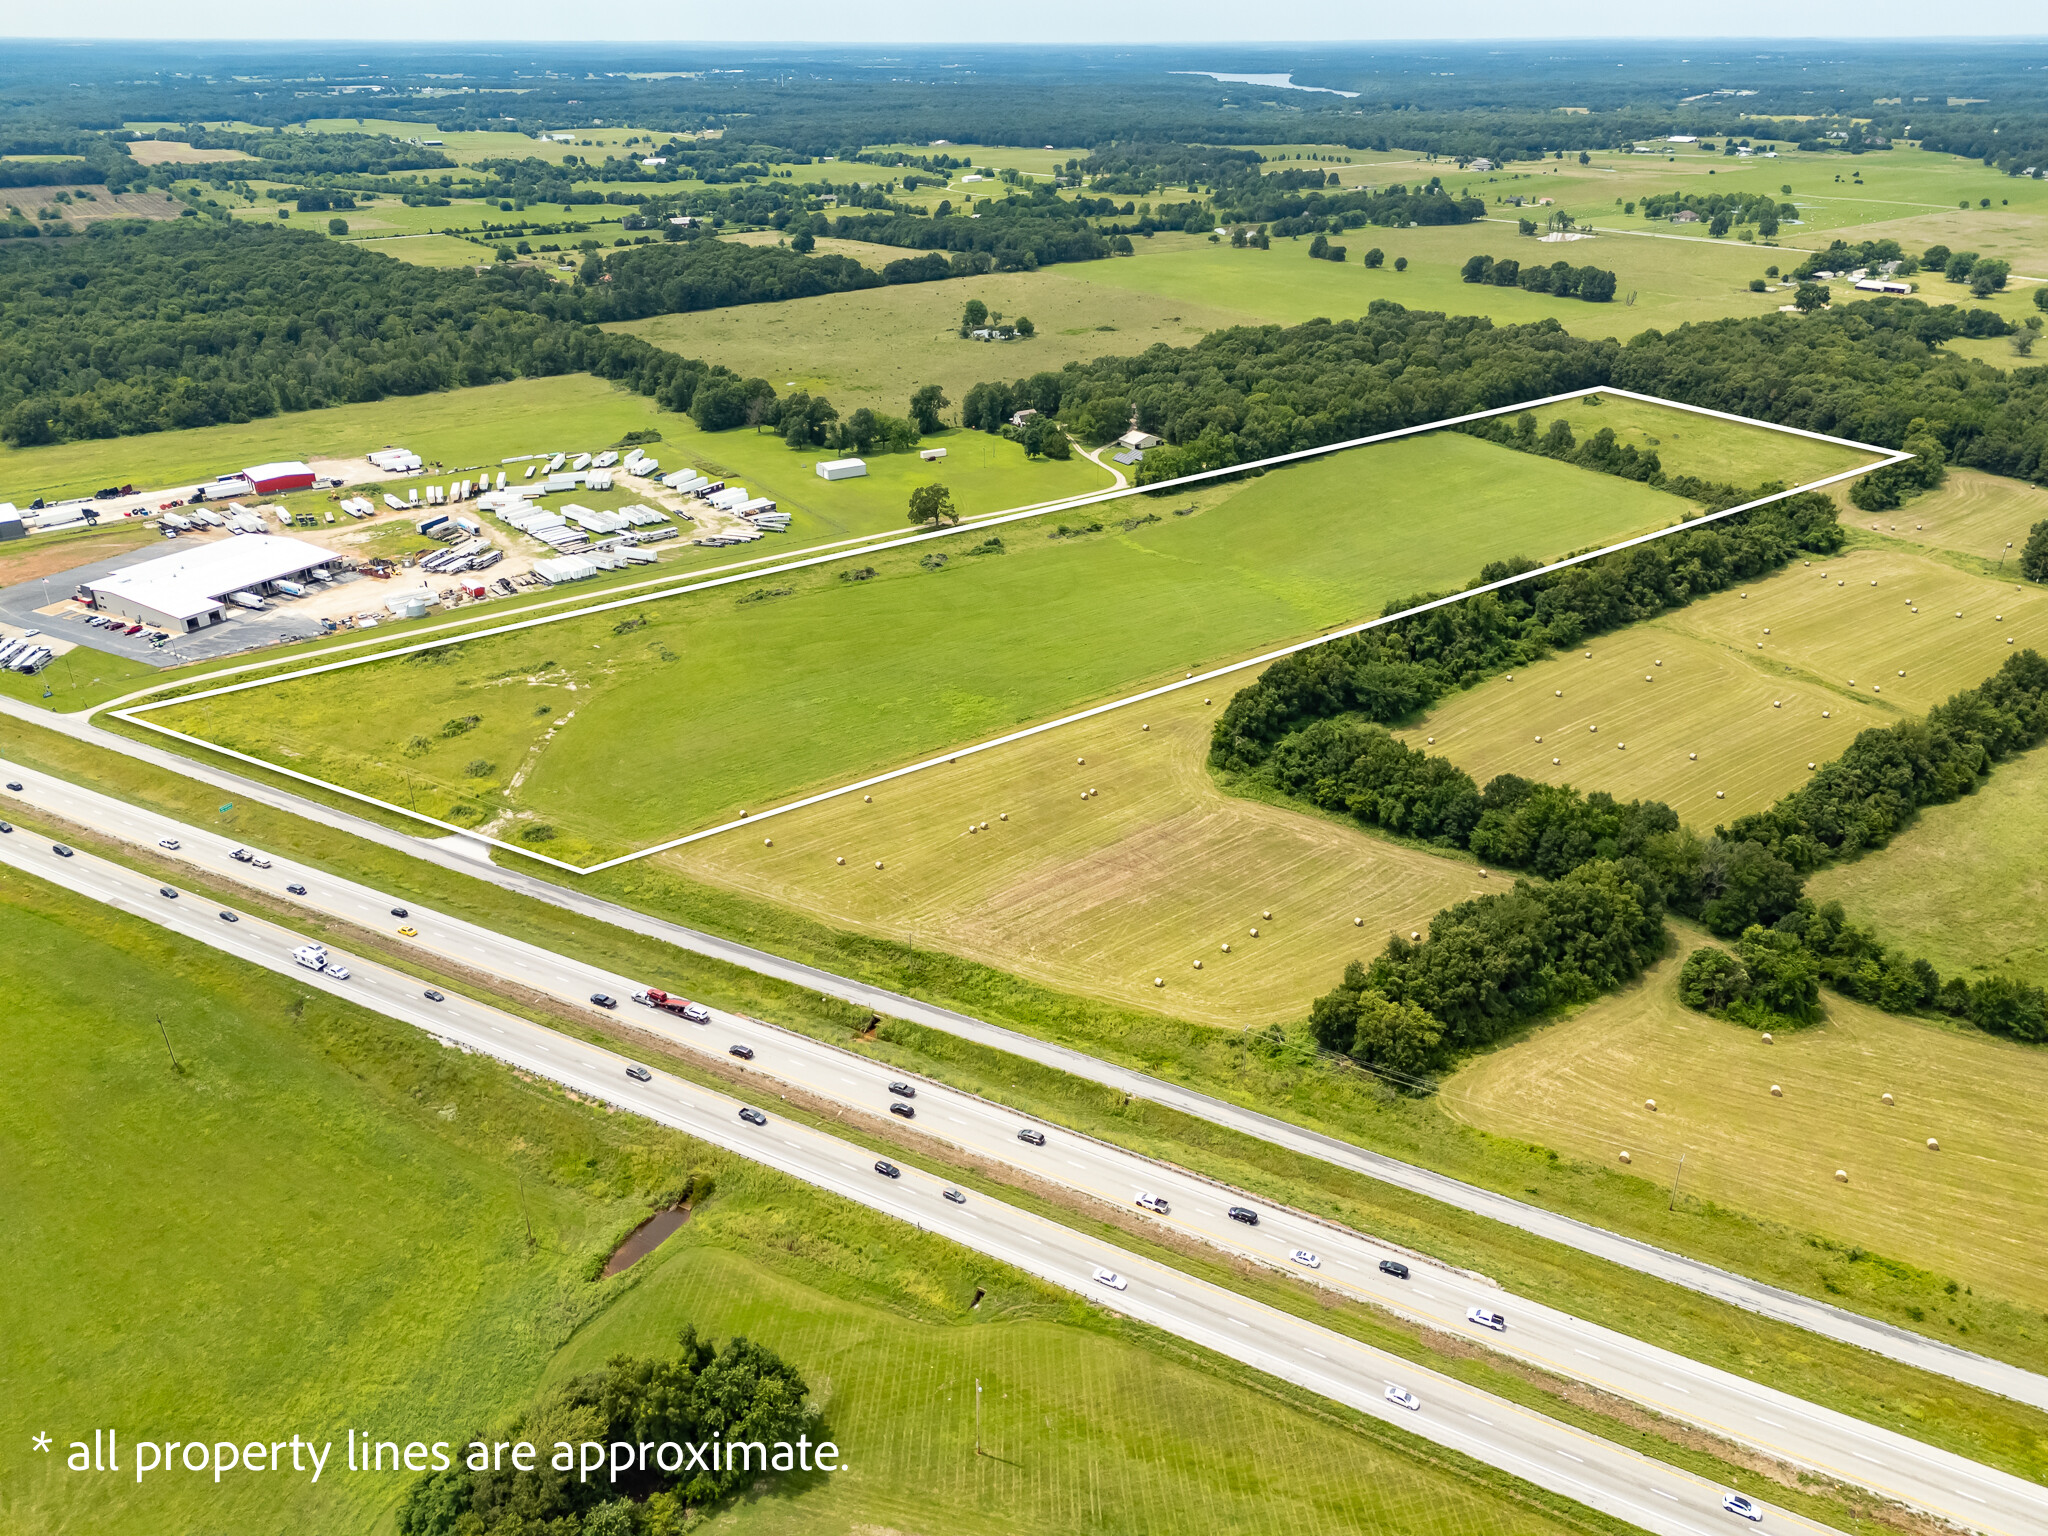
[1068, 1160, 1087, 1169]
[1304, 1348, 1326, 1359]
[1661, 1382, 1689, 1394]
[1653, 1489, 1679, 1501]
[1412, 1289, 1436, 1298]
[1854, 1453, 1883, 1465]
[1558, 1451, 1583, 1463]
[1955, 1489, 1987, 1504]
[1468, 1414, 1494, 1426]
[1575, 1349, 1599, 1361]
[1756, 1416, 1782, 1428]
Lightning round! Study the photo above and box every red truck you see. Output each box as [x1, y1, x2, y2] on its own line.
[636, 988, 711, 1023]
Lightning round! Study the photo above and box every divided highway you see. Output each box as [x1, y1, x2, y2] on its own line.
[0, 824, 1838, 1536]
[3, 707, 2044, 1419]
[2, 764, 2041, 1535]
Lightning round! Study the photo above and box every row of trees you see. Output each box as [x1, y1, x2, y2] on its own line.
[1460, 254, 1618, 301]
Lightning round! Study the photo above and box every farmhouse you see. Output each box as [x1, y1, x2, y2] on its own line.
[1669, 209, 1701, 224]
[82, 534, 341, 633]
[1855, 278, 1912, 295]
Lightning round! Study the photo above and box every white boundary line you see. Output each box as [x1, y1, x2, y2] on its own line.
[110, 387, 1906, 876]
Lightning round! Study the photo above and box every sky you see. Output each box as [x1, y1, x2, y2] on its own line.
[10, 1, 2046, 41]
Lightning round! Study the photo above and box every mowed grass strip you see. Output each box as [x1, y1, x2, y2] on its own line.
[1442, 931, 2048, 1313]
[158, 434, 1685, 856]
[1400, 542, 2048, 826]
[670, 686, 1484, 1026]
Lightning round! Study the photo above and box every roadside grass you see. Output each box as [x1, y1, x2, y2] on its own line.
[11, 717, 2048, 1480]
[149, 433, 1682, 857]
[0, 861, 1643, 1536]
[611, 263, 1245, 413]
[1398, 540, 2048, 827]
[1441, 923, 2048, 1315]
[668, 684, 1485, 1026]
[1806, 739, 2048, 992]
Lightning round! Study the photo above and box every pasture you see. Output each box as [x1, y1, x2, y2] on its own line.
[1858, 469, 2048, 567]
[1399, 542, 2048, 828]
[668, 685, 1485, 1026]
[352, 231, 495, 267]
[1807, 740, 2048, 993]
[149, 432, 1685, 858]
[1441, 933, 2048, 1313]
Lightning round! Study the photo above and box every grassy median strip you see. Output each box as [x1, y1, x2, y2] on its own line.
[9, 715, 2048, 1490]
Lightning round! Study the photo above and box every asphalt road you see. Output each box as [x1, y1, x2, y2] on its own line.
[3, 704, 2045, 1421]
[0, 825, 1839, 1536]
[2, 764, 2041, 1535]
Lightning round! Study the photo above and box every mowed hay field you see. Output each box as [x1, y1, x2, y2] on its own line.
[1858, 468, 2048, 566]
[1528, 392, 1879, 491]
[1442, 937, 2048, 1312]
[157, 433, 1685, 856]
[1808, 742, 2048, 991]
[668, 686, 1485, 1026]
[1398, 542, 2048, 829]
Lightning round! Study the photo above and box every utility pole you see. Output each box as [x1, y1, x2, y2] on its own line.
[155, 1013, 179, 1072]
[1668, 1151, 1687, 1212]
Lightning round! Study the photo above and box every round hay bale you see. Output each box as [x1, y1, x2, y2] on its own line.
[1619, 1150, 1632, 1164]
[1536, 735, 1543, 742]
[1590, 724, 1598, 732]
[1154, 976, 1164, 987]
[1249, 926, 1260, 937]
[1835, 1169, 1849, 1182]
[1411, 931, 1421, 941]
[967, 825, 977, 834]
[981, 821, 989, 829]
[1808, 762, 1817, 770]
[1077, 757, 1086, 765]
[1645, 1098, 1657, 1111]
[1871, 579, 1877, 586]
[1080, 792, 1088, 801]
[1774, 700, 1782, 709]
[1898, 670, 1905, 677]
[1822, 710, 1831, 718]
[1618, 742, 1626, 750]
[837, 856, 846, 865]
[1717, 790, 1725, 798]
[1507, 673, 1514, 681]
[1552, 758, 1561, 765]
[1142, 724, 1150, 731]
[1263, 909, 1273, 920]
[1479, 869, 1489, 878]
[1555, 689, 1562, 697]
[1193, 959, 1203, 969]
[1881, 1092, 1894, 1105]
[1997, 614, 2004, 621]
[1690, 752, 1697, 760]
[1656, 659, 1664, 667]
[1848, 679, 1856, 686]
[1927, 1138, 1940, 1151]
[1645, 675, 1652, 682]
[1427, 736, 1435, 744]
[1873, 685, 1881, 692]
[2010, 638, 2017, 645]
[763, 837, 773, 846]
[1762, 1032, 1774, 1043]
[1204, 697, 1211, 705]
[1354, 917, 1364, 927]
[1838, 581, 1844, 587]
[1763, 629, 1771, 635]
[739, 809, 749, 817]
[1584, 650, 1592, 658]
[1955, 611, 1962, 618]
[864, 794, 873, 803]
[999, 813, 1008, 821]
[1758, 642, 1765, 649]
[875, 861, 885, 869]
[1770, 1084, 1782, 1097]
[1222, 942, 1231, 952]
[1741, 592, 1748, 599]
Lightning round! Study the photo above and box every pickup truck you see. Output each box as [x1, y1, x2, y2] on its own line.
[229, 848, 273, 869]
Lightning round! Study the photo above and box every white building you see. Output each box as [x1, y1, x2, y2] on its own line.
[1117, 428, 1163, 451]
[816, 458, 868, 481]
[84, 535, 341, 633]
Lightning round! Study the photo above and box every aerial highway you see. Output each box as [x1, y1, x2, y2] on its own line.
[0, 822, 1843, 1536]
[3, 710, 2045, 1418]
[2, 763, 2042, 1536]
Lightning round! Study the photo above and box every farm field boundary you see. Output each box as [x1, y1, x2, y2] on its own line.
[110, 390, 1906, 875]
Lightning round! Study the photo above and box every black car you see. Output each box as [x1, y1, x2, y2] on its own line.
[738, 1106, 767, 1126]
[1378, 1259, 1410, 1280]
[423, 989, 445, 1002]
[889, 1102, 915, 1119]
[52, 843, 73, 857]
[287, 884, 307, 896]
[1016, 1127, 1046, 1146]
[874, 1160, 901, 1179]
[218, 910, 238, 922]
[159, 886, 178, 899]
[5, 781, 22, 792]
[888, 1081, 916, 1099]
[729, 1043, 755, 1060]
[589, 993, 618, 1010]
[390, 907, 409, 918]
[1227, 1206, 1260, 1226]
[942, 1188, 966, 1205]
[625, 1065, 652, 1082]
[0, 822, 11, 834]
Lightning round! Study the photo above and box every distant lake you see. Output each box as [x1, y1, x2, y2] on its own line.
[1173, 71, 1361, 98]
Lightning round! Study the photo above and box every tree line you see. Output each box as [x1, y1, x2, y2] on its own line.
[1460, 254, 1618, 302]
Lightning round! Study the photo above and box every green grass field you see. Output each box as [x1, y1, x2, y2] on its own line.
[1399, 539, 2048, 829]
[1806, 738, 2048, 993]
[1, 863, 1617, 1536]
[1442, 927, 2048, 1313]
[152, 433, 1684, 858]
[1857, 468, 2048, 567]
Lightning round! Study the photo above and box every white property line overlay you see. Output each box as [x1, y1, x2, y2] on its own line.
[113, 387, 1907, 876]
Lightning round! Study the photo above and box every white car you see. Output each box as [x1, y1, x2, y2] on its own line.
[1384, 1384, 1421, 1412]
[1289, 1248, 1321, 1269]
[158, 837, 180, 850]
[1722, 1492, 1763, 1522]
[1466, 1306, 1507, 1332]
[1091, 1267, 1128, 1291]
[325, 963, 350, 980]
[681, 1001, 710, 1023]
[1135, 1191, 1169, 1214]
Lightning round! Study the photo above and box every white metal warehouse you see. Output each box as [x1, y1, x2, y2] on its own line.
[84, 535, 341, 632]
